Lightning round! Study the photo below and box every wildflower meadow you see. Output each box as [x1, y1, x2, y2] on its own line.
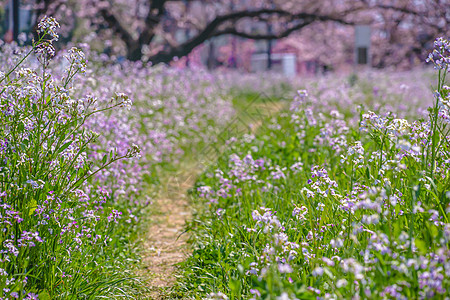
[1, 13, 450, 300]
[179, 40, 450, 299]
[0, 17, 235, 299]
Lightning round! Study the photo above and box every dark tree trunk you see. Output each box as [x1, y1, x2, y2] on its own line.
[12, 0, 19, 42]
[127, 44, 143, 61]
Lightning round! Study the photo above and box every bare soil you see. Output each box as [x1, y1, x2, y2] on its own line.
[141, 171, 197, 299]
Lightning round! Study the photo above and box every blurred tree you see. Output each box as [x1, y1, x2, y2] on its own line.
[367, 0, 450, 68]
[19, 0, 450, 68]
[31, 0, 361, 63]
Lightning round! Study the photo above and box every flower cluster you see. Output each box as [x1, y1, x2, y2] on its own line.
[37, 16, 60, 41]
[426, 37, 450, 70]
[183, 38, 449, 299]
[0, 17, 237, 298]
[65, 47, 87, 73]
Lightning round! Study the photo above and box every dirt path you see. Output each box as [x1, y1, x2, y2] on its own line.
[142, 100, 287, 299]
[142, 170, 198, 299]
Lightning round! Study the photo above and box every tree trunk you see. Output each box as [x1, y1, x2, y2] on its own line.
[127, 41, 143, 61]
[127, 44, 143, 61]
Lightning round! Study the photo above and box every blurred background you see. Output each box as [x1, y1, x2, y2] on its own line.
[0, 0, 448, 76]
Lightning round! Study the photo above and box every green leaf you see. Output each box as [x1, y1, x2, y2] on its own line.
[393, 221, 402, 237]
[415, 239, 427, 254]
[39, 290, 51, 300]
[237, 264, 244, 275]
[427, 224, 439, 238]
[229, 278, 241, 296]
[57, 141, 72, 154]
[28, 199, 37, 216]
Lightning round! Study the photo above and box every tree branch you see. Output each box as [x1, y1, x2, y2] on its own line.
[212, 20, 316, 40]
[138, 0, 167, 46]
[373, 4, 422, 17]
[148, 9, 353, 65]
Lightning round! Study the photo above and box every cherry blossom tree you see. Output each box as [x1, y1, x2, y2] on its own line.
[29, 0, 362, 64]
[367, 0, 450, 68]
[22, 0, 450, 68]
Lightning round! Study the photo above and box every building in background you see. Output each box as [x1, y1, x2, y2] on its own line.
[355, 25, 371, 66]
[1, 0, 34, 43]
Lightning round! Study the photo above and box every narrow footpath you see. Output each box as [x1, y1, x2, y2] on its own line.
[142, 169, 198, 299]
[142, 99, 287, 299]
